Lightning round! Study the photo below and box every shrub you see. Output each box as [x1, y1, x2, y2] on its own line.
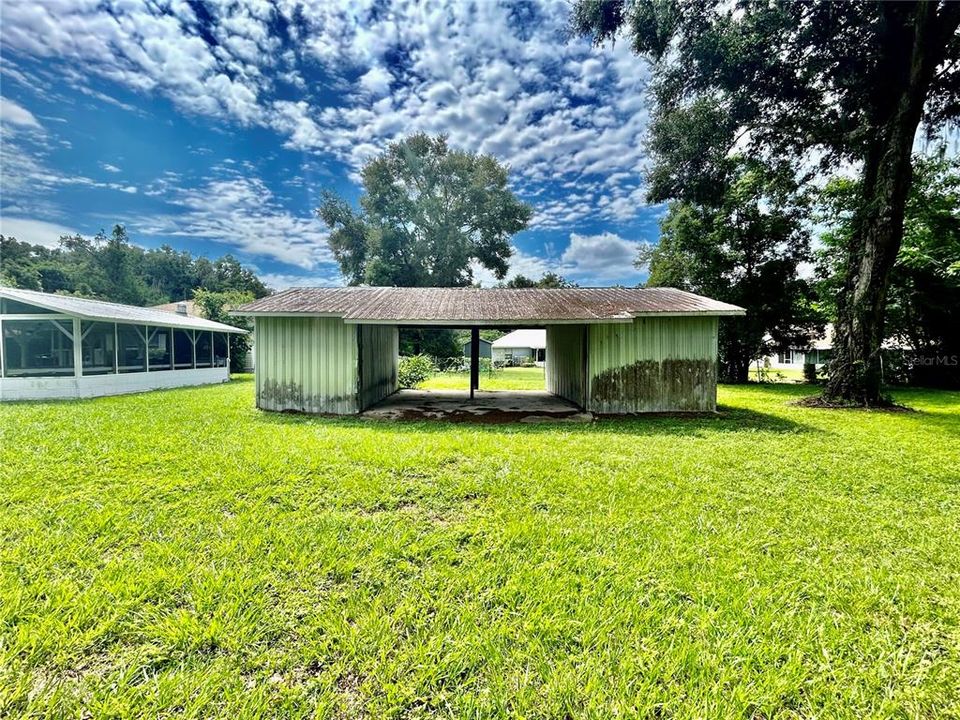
[803, 362, 819, 384]
[398, 354, 435, 388]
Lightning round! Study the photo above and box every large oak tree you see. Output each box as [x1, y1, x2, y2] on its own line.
[317, 133, 531, 287]
[572, 0, 960, 405]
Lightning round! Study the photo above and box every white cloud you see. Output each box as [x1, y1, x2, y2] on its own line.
[560, 232, 643, 281]
[137, 171, 332, 270]
[358, 66, 392, 96]
[0, 216, 78, 246]
[100, 162, 121, 173]
[257, 270, 344, 291]
[0, 96, 41, 128]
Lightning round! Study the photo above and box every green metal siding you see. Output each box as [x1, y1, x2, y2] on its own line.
[587, 317, 718, 413]
[545, 324, 586, 407]
[359, 324, 398, 410]
[255, 316, 359, 414]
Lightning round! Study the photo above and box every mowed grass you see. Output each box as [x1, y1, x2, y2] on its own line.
[420, 366, 546, 391]
[1, 378, 959, 719]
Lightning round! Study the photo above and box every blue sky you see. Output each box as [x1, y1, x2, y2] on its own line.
[0, 1, 664, 290]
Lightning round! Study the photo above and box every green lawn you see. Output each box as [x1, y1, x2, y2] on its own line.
[747, 366, 808, 383]
[420, 366, 546, 391]
[2, 379, 959, 718]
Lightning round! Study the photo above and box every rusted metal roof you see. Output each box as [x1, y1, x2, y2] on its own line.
[234, 287, 745, 325]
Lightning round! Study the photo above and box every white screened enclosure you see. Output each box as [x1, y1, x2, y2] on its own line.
[0, 288, 245, 401]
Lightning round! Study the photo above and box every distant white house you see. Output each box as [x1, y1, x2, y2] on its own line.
[760, 326, 835, 370]
[757, 324, 910, 371]
[492, 329, 546, 366]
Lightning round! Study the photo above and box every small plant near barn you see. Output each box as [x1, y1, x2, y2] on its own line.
[397, 354, 435, 388]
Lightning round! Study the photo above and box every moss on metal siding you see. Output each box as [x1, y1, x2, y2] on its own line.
[587, 317, 719, 413]
[545, 324, 586, 407]
[254, 316, 359, 414]
[359, 324, 398, 410]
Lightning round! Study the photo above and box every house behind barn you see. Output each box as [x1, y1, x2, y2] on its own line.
[492, 328, 546, 366]
[234, 287, 745, 415]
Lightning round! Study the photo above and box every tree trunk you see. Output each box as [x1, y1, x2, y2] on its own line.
[825, 2, 956, 405]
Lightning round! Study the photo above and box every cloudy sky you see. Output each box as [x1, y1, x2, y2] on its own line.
[0, 0, 663, 290]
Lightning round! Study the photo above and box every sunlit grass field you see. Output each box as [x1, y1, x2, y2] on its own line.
[2, 377, 959, 718]
[420, 365, 546, 391]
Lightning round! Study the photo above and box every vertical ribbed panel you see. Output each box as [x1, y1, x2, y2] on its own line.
[358, 324, 398, 410]
[587, 317, 719, 413]
[255, 316, 359, 414]
[545, 324, 586, 407]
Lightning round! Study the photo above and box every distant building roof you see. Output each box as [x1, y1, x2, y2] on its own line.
[151, 299, 198, 317]
[461, 337, 492, 347]
[1, 287, 246, 333]
[234, 287, 745, 325]
[493, 329, 546, 349]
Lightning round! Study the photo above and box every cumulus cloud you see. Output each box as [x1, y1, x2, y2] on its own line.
[0, 96, 41, 128]
[560, 232, 644, 281]
[137, 170, 332, 270]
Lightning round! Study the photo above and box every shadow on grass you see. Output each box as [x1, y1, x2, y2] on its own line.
[250, 401, 815, 437]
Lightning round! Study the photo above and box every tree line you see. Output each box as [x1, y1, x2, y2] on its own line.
[0, 225, 270, 305]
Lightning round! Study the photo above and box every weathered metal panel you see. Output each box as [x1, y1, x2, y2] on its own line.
[255, 316, 359, 414]
[359, 323, 398, 410]
[546, 324, 586, 407]
[587, 317, 719, 413]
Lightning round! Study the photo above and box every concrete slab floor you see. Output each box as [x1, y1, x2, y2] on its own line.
[362, 389, 593, 423]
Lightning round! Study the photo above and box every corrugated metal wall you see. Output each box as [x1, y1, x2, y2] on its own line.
[254, 316, 359, 414]
[359, 324, 398, 410]
[587, 316, 718, 413]
[545, 324, 586, 407]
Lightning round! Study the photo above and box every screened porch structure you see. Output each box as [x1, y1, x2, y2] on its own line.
[0, 287, 246, 401]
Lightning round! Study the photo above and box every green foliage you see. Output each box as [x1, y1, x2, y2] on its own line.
[318, 133, 532, 287]
[0, 225, 270, 304]
[816, 154, 960, 388]
[193, 289, 254, 373]
[503, 272, 578, 289]
[420, 365, 546, 391]
[2, 380, 960, 716]
[397, 354, 435, 389]
[639, 158, 822, 382]
[398, 328, 460, 359]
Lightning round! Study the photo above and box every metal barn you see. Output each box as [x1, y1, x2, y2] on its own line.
[235, 287, 744, 415]
[0, 287, 246, 401]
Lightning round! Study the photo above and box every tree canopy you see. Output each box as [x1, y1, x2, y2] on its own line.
[816, 153, 960, 388]
[573, 0, 960, 405]
[0, 225, 270, 305]
[638, 158, 821, 382]
[317, 133, 532, 287]
[502, 272, 578, 289]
